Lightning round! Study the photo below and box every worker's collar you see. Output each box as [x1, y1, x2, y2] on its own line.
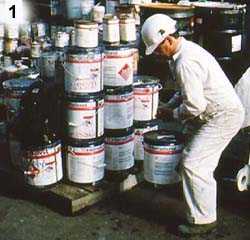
[172, 37, 184, 62]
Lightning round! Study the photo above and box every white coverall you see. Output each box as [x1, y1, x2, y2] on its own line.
[170, 38, 244, 224]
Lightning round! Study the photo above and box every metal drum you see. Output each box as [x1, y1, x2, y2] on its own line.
[66, 137, 105, 184]
[64, 47, 102, 94]
[105, 127, 134, 171]
[103, 15, 120, 44]
[134, 120, 159, 161]
[22, 140, 63, 188]
[103, 45, 133, 87]
[144, 130, 183, 185]
[193, 1, 247, 60]
[104, 86, 133, 130]
[133, 75, 162, 121]
[65, 93, 104, 140]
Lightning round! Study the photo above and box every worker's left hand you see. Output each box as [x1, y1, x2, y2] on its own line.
[156, 106, 174, 121]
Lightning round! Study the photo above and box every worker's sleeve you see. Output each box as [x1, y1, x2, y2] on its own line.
[173, 60, 207, 120]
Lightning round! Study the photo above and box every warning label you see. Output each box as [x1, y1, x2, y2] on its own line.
[118, 64, 132, 81]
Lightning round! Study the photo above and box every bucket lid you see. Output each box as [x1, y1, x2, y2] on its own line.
[144, 129, 183, 146]
[75, 20, 98, 28]
[65, 91, 104, 102]
[66, 136, 104, 148]
[3, 78, 38, 91]
[66, 46, 101, 55]
[105, 127, 134, 138]
[133, 75, 160, 87]
[104, 85, 133, 95]
[104, 44, 131, 51]
[134, 119, 159, 129]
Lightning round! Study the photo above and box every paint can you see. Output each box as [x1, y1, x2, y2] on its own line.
[134, 120, 159, 161]
[4, 39, 18, 55]
[65, 92, 104, 140]
[133, 75, 162, 121]
[64, 47, 102, 94]
[92, 5, 105, 23]
[55, 31, 70, 48]
[103, 15, 120, 44]
[75, 20, 98, 48]
[119, 14, 136, 43]
[105, 127, 134, 171]
[144, 130, 183, 185]
[5, 23, 19, 39]
[104, 86, 133, 129]
[22, 140, 63, 188]
[64, 0, 82, 19]
[40, 51, 58, 80]
[31, 22, 47, 40]
[103, 45, 133, 87]
[66, 137, 105, 184]
[106, 0, 119, 14]
[31, 41, 41, 58]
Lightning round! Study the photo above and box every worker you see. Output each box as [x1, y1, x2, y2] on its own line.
[141, 14, 245, 236]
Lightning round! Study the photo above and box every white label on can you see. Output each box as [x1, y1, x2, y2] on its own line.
[144, 143, 182, 184]
[67, 144, 105, 183]
[134, 125, 158, 161]
[104, 92, 133, 129]
[66, 100, 104, 139]
[55, 32, 70, 48]
[75, 27, 98, 48]
[120, 22, 136, 42]
[103, 22, 120, 43]
[65, 54, 102, 94]
[232, 34, 242, 53]
[23, 143, 63, 187]
[105, 134, 134, 171]
[134, 86, 159, 121]
[103, 49, 133, 86]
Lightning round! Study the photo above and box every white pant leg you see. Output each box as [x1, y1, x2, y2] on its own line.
[181, 110, 244, 224]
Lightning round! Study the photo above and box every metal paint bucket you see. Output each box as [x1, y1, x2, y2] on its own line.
[119, 15, 136, 43]
[55, 31, 70, 48]
[75, 20, 98, 48]
[144, 130, 183, 185]
[64, 47, 102, 94]
[66, 137, 105, 184]
[40, 52, 58, 80]
[65, 93, 104, 140]
[22, 140, 63, 188]
[103, 45, 133, 87]
[105, 127, 134, 171]
[134, 120, 159, 161]
[31, 22, 47, 39]
[133, 75, 162, 121]
[104, 86, 133, 130]
[103, 15, 120, 44]
[31, 41, 41, 58]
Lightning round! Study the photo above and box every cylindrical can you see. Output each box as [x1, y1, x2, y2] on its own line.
[5, 23, 19, 39]
[144, 130, 183, 185]
[133, 75, 162, 121]
[55, 31, 70, 48]
[19, 22, 31, 42]
[92, 5, 105, 23]
[105, 127, 134, 171]
[134, 120, 159, 161]
[22, 140, 63, 188]
[106, 0, 119, 14]
[103, 15, 120, 44]
[4, 38, 18, 55]
[66, 137, 105, 184]
[103, 45, 133, 87]
[31, 22, 47, 39]
[40, 52, 58, 80]
[64, 0, 82, 19]
[104, 86, 133, 129]
[75, 20, 98, 48]
[31, 41, 41, 58]
[119, 15, 136, 43]
[65, 93, 104, 140]
[64, 47, 103, 94]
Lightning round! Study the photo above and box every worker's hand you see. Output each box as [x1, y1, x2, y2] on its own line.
[156, 106, 174, 121]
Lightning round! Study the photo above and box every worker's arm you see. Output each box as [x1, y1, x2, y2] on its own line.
[173, 60, 207, 120]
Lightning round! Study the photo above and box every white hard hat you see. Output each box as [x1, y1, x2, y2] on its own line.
[141, 14, 177, 55]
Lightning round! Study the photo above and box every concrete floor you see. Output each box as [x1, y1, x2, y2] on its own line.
[0, 181, 250, 240]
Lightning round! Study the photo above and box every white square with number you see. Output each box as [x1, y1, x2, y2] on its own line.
[0, 0, 24, 24]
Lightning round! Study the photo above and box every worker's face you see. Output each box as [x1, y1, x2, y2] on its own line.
[154, 36, 177, 58]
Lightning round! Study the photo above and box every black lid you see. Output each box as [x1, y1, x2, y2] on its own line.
[66, 136, 104, 147]
[133, 75, 160, 87]
[104, 85, 133, 95]
[104, 44, 131, 51]
[133, 119, 159, 129]
[66, 46, 101, 55]
[65, 91, 104, 102]
[144, 130, 183, 146]
[105, 127, 134, 138]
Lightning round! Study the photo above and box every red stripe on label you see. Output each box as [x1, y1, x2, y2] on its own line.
[67, 59, 102, 64]
[68, 148, 104, 156]
[26, 148, 61, 160]
[67, 103, 104, 111]
[105, 96, 133, 103]
[134, 90, 159, 95]
[105, 137, 134, 145]
[104, 54, 133, 59]
[144, 147, 182, 155]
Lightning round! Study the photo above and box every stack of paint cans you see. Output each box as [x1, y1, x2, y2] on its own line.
[133, 75, 161, 169]
[64, 20, 105, 185]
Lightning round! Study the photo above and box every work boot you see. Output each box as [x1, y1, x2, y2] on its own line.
[178, 222, 217, 237]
